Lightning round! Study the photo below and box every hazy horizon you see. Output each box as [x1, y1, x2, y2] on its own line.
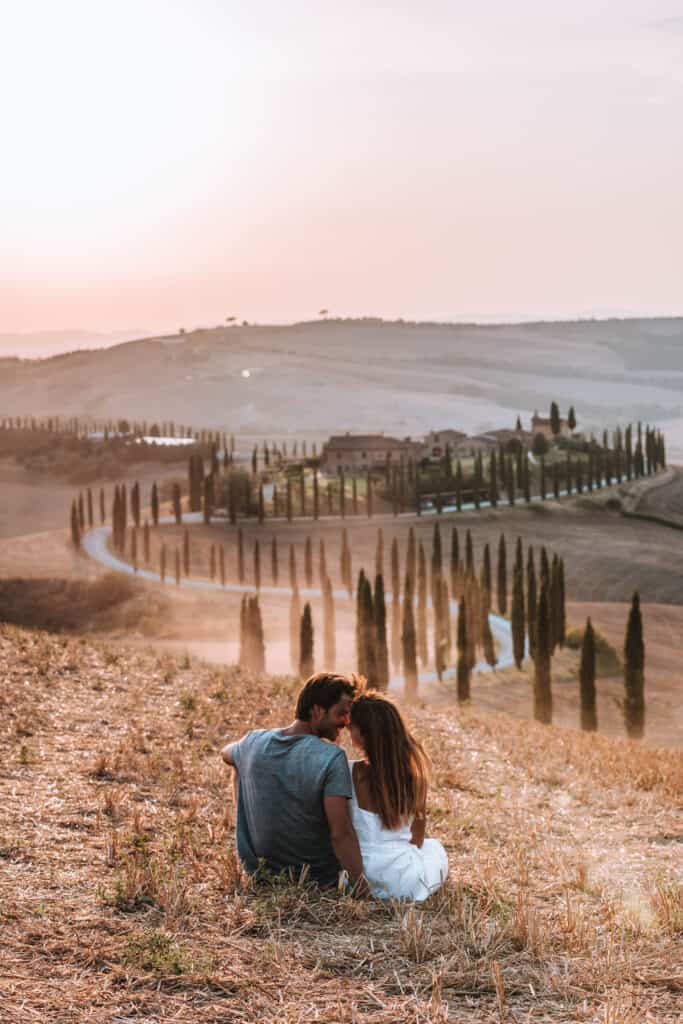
[3, 1, 683, 335]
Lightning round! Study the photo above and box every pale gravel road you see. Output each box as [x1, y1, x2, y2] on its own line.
[83, 514, 518, 686]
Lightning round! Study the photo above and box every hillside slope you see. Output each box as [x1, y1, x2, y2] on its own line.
[2, 317, 683, 455]
[1, 625, 681, 1022]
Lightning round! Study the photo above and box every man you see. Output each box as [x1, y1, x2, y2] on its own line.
[221, 672, 367, 893]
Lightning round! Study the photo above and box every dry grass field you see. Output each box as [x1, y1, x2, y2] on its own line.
[1, 624, 681, 1023]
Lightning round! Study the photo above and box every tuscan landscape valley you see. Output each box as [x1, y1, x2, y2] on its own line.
[1, 320, 682, 1021]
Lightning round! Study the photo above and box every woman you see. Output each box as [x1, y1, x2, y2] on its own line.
[348, 691, 448, 901]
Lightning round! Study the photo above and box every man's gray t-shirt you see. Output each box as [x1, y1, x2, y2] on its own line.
[231, 729, 352, 887]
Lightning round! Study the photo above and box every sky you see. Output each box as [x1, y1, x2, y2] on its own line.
[2, 0, 683, 335]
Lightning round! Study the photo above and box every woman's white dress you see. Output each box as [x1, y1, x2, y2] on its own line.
[349, 762, 448, 901]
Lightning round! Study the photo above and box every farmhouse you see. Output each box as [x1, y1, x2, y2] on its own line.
[531, 411, 570, 439]
[422, 429, 468, 459]
[320, 433, 420, 474]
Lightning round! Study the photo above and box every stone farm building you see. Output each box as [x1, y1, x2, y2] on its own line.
[422, 429, 468, 459]
[531, 411, 570, 440]
[320, 433, 421, 475]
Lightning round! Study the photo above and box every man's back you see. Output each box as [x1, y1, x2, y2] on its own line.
[232, 729, 352, 886]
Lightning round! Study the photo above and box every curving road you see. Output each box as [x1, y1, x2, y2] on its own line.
[82, 515, 518, 688]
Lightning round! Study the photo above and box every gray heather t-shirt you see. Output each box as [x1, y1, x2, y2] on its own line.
[231, 729, 352, 887]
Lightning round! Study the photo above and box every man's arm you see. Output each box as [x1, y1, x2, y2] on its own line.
[323, 795, 369, 896]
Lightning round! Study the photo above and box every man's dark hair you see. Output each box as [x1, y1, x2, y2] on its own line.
[295, 672, 360, 721]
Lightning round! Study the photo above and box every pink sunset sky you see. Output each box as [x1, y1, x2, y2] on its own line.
[2, 0, 683, 335]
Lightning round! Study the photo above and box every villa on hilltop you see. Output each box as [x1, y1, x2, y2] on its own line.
[320, 433, 421, 474]
[531, 411, 571, 440]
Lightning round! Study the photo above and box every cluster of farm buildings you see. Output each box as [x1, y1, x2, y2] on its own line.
[319, 412, 570, 474]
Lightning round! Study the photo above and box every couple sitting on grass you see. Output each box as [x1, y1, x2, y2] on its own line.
[221, 673, 448, 900]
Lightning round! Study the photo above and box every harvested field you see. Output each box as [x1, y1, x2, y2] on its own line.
[1, 625, 681, 1022]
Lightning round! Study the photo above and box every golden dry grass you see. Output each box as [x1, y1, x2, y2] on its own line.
[1, 623, 682, 1022]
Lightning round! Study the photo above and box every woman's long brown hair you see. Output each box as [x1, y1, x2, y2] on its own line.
[350, 692, 431, 830]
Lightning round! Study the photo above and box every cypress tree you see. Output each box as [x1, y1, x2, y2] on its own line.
[482, 607, 497, 668]
[450, 526, 460, 596]
[506, 456, 515, 505]
[526, 547, 537, 657]
[237, 527, 245, 583]
[174, 548, 181, 585]
[456, 595, 470, 702]
[431, 522, 442, 584]
[352, 474, 358, 515]
[550, 401, 561, 436]
[539, 456, 546, 501]
[406, 526, 416, 586]
[172, 483, 182, 524]
[143, 520, 150, 564]
[70, 501, 81, 548]
[151, 482, 159, 526]
[313, 470, 319, 520]
[465, 529, 474, 578]
[497, 534, 507, 616]
[100, 487, 106, 525]
[257, 484, 264, 525]
[290, 587, 301, 672]
[131, 481, 141, 527]
[305, 536, 313, 586]
[401, 582, 418, 700]
[417, 543, 428, 666]
[390, 537, 401, 672]
[552, 460, 560, 500]
[356, 569, 367, 677]
[271, 536, 279, 586]
[130, 527, 138, 571]
[254, 539, 261, 590]
[323, 575, 336, 669]
[87, 488, 94, 527]
[481, 543, 492, 612]
[219, 544, 226, 586]
[339, 469, 346, 519]
[533, 582, 553, 724]
[375, 527, 384, 577]
[623, 592, 645, 739]
[579, 617, 597, 732]
[366, 471, 373, 517]
[374, 573, 389, 690]
[183, 527, 190, 576]
[340, 528, 351, 596]
[78, 492, 85, 530]
[299, 602, 314, 680]
[299, 467, 306, 517]
[455, 459, 463, 511]
[160, 543, 166, 582]
[523, 454, 531, 503]
[286, 476, 293, 522]
[539, 546, 550, 592]
[511, 564, 525, 669]
[489, 451, 498, 507]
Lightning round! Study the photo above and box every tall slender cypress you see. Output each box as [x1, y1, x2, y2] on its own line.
[511, 564, 525, 669]
[99, 487, 106, 525]
[406, 527, 416, 587]
[526, 547, 537, 657]
[143, 520, 150, 564]
[151, 482, 159, 526]
[623, 592, 645, 739]
[70, 500, 81, 548]
[465, 529, 474, 578]
[319, 537, 327, 585]
[219, 544, 226, 586]
[579, 617, 597, 732]
[417, 543, 428, 666]
[401, 582, 418, 700]
[450, 526, 460, 596]
[172, 483, 182, 524]
[390, 537, 401, 672]
[456, 595, 470, 702]
[533, 582, 553, 724]
[374, 573, 389, 690]
[481, 543, 492, 612]
[299, 602, 314, 680]
[497, 534, 507, 616]
[375, 527, 384, 576]
[271, 536, 279, 585]
[183, 527, 190, 576]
